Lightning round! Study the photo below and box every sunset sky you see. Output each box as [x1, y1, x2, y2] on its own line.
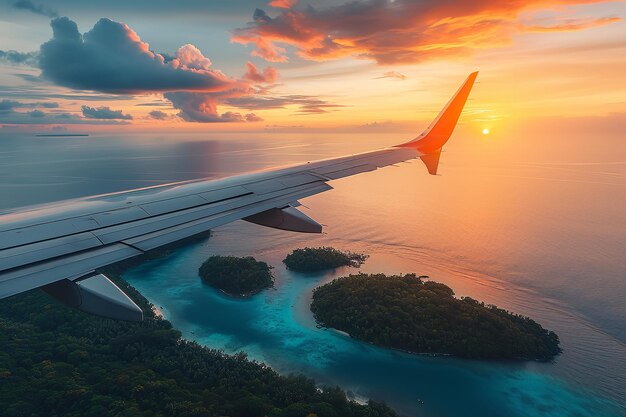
[0, 0, 624, 135]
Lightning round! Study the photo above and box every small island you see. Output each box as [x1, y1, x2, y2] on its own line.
[198, 255, 274, 297]
[283, 247, 368, 272]
[311, 273, 561, 360]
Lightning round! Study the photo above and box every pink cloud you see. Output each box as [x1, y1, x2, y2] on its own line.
[242, 61, 278, 83]
[164, 85, 260, 123]
[172, 44, 213, 71]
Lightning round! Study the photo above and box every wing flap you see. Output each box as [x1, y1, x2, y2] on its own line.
[276, 173, 321, 187]
[198, 186, 251, 202]
[319, 164, 377, 180]
[0, 232, 103, 271]
[91, 206, 149, 227]
[0, 244, 142, 299]
[243, 179, 287, 194]
[141, 194, 208, 216]
[95, 181, 327, 244]
[124, 182, 332, 251]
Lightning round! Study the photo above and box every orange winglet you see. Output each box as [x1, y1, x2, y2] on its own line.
[397, 71, 478, 174]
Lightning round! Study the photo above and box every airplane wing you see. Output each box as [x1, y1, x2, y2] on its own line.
[0, 72, 478, 321]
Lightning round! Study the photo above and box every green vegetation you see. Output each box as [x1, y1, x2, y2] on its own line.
[283, 247, 368, 273]
[311, 273, 561, 360]
[199, 255, 274, 297]
[0, 272, 398, 417]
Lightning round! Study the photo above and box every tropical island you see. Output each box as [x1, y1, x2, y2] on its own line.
[0, 268, 398, 417]
[311, 273, 561, 360]
[199, 255, 274, 297]
[283, 247, 368, 272]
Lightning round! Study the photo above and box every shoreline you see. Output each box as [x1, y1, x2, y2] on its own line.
[310, 274, 561, 362]
[318, 315, 556, 362]
[326, 326, 454, 358]
[151, 305, 164, 318]
[323, 323, 557, 362]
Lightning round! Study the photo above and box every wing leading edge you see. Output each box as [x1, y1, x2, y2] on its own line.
[0, 72, 478, 320]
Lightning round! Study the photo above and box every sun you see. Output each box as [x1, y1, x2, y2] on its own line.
[482, 128, 490, 135]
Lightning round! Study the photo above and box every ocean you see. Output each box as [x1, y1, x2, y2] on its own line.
[1, 128, 624, 416]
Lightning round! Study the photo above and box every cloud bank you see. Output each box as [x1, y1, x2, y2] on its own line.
[0, 99, 59, 113]
[0, 50, 38, 66]
[11, 0, 58, 18]
[0, 100, 21, 113]
[232, 0, 619, 64]
[225, 95, 345, 114]
[0, 100, 128, 126]
[148, 110, 170, 120]
[164, 90, 263, 123]
[3, 16, 343, 124]
[32, 17, 288, 122]
[39, 17, 240, 94]
[81, 105, 133, 120]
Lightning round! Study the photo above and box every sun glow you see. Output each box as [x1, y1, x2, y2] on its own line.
[482, 128, 490, 135]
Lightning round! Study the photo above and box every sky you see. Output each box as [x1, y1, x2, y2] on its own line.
[0, 0, 624, 135]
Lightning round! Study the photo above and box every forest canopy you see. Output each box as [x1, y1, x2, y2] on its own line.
[283, 247, 367, 273]
[199, 255, 274, 297]
[0, 271, 398, 417]
[311, 273, 561, 360]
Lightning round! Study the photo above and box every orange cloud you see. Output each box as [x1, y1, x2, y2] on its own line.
[521, 16, 620, 32]
[268, 0, 298, 9]
[376, 71, 407, 80]
[224, 95, 345, 114]
[233, 0, 616, 64]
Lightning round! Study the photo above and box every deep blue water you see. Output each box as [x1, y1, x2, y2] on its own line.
[1, 131, 624, 416]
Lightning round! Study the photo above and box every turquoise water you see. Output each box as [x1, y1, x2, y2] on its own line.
[2, 131, 624, 416]
[122, 228, 623, 417]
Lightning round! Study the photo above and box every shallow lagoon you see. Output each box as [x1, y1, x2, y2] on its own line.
[123, 228, 623, 417]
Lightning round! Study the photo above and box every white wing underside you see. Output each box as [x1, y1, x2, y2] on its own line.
[0, 72, 478, 320]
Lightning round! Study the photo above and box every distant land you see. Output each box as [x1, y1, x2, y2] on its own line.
[35, 134, 89, 137]
[283, 247, 368, 272]
[311, 273, 561, 360]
